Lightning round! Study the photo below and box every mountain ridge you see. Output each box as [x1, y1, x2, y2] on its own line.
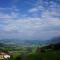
[0, 36, 60, 46]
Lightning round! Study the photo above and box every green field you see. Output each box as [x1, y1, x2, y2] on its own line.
[0, 43, 60, 60]
[8, 43, 60, 60]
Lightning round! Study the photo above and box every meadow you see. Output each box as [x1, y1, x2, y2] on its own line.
[8, 43, 60, 60]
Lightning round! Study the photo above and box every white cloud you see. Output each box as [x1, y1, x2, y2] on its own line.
[0, 10, 19, 19]
[29, 5, 44, 13]
[0, 12, 12, 19]
[0, 0, 60, 40]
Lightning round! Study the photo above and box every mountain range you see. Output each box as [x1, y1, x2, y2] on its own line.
[0, 36, 60, 46]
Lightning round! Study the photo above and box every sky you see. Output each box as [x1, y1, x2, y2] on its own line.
[0, 0, 60, 40]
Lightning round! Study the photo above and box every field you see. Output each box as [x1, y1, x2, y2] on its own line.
[8, 43, 60, 60]
[0, 43, 60, 60]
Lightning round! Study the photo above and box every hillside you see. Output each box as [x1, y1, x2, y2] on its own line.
[0, 36, 60, 60]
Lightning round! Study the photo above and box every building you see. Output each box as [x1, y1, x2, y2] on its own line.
[0, 52, 10, 60]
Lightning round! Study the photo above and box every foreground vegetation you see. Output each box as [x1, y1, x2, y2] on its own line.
[0, 43, 60, 60]
[12, 43, 60, 60]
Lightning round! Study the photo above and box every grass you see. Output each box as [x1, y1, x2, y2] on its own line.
[10, 49, 60, 60]
[0, 43, 60, 60]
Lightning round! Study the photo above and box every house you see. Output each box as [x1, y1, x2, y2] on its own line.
[0, 54, 4, 59]
[0, 52, 10, 60]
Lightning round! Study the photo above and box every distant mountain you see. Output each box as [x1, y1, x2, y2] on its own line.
[48, 36, 60, 44]
[0, 36, 60, 46]
[0, 39, 47, 46]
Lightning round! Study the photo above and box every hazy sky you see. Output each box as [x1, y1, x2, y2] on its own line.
[0, 0, 60, 40]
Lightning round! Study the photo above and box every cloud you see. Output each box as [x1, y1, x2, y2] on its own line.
[0, 13, 12, 19]
[0, 14, 60, 40]
[0, 9, 19, 19]
[0, 0, 60, 40]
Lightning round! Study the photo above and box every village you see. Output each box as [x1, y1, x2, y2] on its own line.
[0, 51, 10, 60]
